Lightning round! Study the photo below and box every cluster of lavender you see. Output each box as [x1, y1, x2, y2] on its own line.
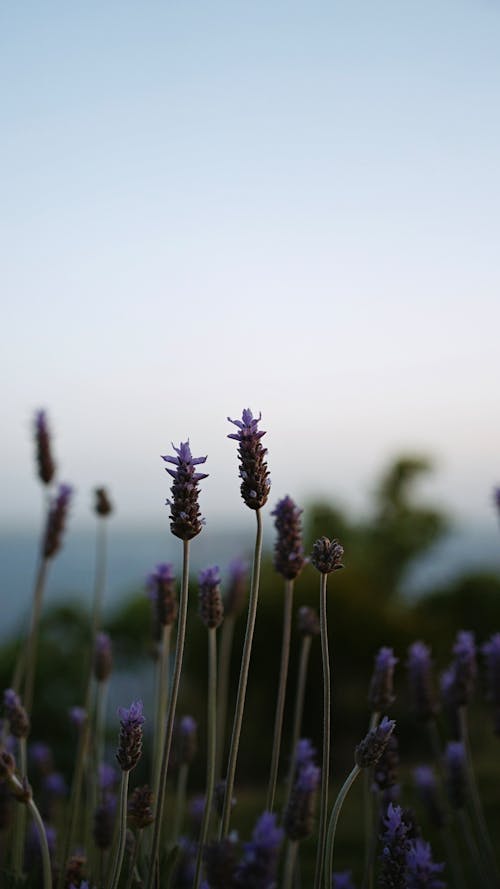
[0, 409, 499, 889]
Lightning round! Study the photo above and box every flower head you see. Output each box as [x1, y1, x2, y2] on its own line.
[332, 873, 357, 889]
[43, 483, 73, 559]
[482, 633, 500, 734]
[355, 716, 396, 768]
[175, 715, 198, 766]
[29, 742, 54, 776]
[235, 811, 283, 889]
[284, 739, 320, 842]
[116, 700, 145, 772]
[162, 441, 208, 540]
[93, 794, 116, 850]
[406, 838, 445, 889]
[204, 835, 239, 889]
[3, 689, 30, 739]
[379, 803, 411, 889]
[368, 647, 398, 713]
[271, 496, 305, 580]
[310, 537, 344, 574]
[147, 563, 178, 628]
[413, 766, 444, 830]
[34, 409, 56, 485]
[69, 706, 87, 730]
[224, 557, 248, 617]
[406, 642, 438, 722]
[94, 486, 113, 517]
[199, 566, 224, 629]
[93, 632, 113, 683]
[128, 784, 155, 829]
[373, 732, 400, 806]
[227, 409, 270, 510]
[444, 741, 466, 810]
[297, 606, 320, 637]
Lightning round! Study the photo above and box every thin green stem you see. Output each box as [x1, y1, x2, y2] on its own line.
[124, 829, 143, 889]
[109, 770, 130, 889]
[193, 628, 218, 889]
[172, 763, 189, 842]
[266, 578, 294, 813]
[324, 765, 361, 889]
[57, 720, 90, 889]
[440, 824, 468, 889]
[147, 538, 191, 889]
[215, 614, 235, 781]
[457, 808, 491, 886]
[91, 518, 108, 641]
[11, 738, 28, 877]
[458, 707, 499, 882]
[153, 624, 172, 803]
[282, 839, 299, 889]
[9, 773, 52, 889]
[283, 635, 312, 814]
[313, 573, 331, 889]
[22, 557, 49, 714]
[362, 712, 380, 889]
[220, 509, 264, 838]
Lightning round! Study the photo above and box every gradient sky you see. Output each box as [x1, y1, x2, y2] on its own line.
[2, 1, 499, 531]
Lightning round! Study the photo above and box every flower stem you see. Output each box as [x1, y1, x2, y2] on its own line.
[91, 518, 108, 641]
[282, 839, 299, 889]
[11, 738, 28, 877]
[147, 538, 191, 888]
[193, 627, 218, 889]
[458, 707, 499, 882]
[283, 634, 312, 813]
[108, 770, 130, 889]
[9, 772, 52, 889]
[362, 712, 380, 889]
[220, 509, 263, 838]
[153, 624, 172, 804]
[172, 763, 189, 842]
[21, 557, 49, 714]
[324, 765, 361, 889]
[266, 578, 294, 813]
[313, 573, 331, 889]
[215, 614, 236, 781]
[57, 719, 90, 889]
[124, 828, 143, 889]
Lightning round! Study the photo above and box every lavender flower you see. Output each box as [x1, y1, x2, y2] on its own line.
[29, 742, 54, 776]
[94, 794, 117, 849]
[379, 803, 411, 889]
[204, 836, 239, 889]
[3, 689, 30, 739]
[116, 701, 145, 772]
[93, 631, 113, 682]
[43, 771, 67, 799]
[450, 630, 477, 708]
[374, 732, 400, 806]
[43, 483, 73, 559]
[94, 486, 113, 517]
[213, 780, 236, 818]
[189, 793, 206, 829]
[406, 642, 438, 722]
[493, 486, 500, 517]
[227, 409, 270, 510]
[413, 766, 444, 830]
[25, 820, 57, 869]
[235, 811, 283, 889]
[310, 536, 344, 574]
[199, 566, 224, 629]
[271, 496, 305, 580]
[355, 716, 396, 768]
[368, 647, 398, 713]
[406, 838, 446, 889]
[444, 741, 466, 810]
[69, 706, 87, 730]
[34, 409, 55, 485]
[128, 784, 155, 829]
[175, 837, 198, 888]
[332, 873, 357, 889]
[284, 740, 320, 841]
[297, 605, 320, 637]
[147, 562, 178, 628]
[175, 715, 198, 766]
[99, 762, 119, 794]
[482, 633, 500, 734]
[224, 557, 248, 617]
[162, 441, 208, 540]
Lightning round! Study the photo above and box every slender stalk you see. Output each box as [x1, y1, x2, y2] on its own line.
[172, 763, 189, 842]
[220, 509, 264, 838]
[440, 824, 468, 889]
[147, 538, 191, 889]
[215, 614, 236, 781]
[56, 720, 90, 889]
[282, 839, 299, 889]
[457, 808, 491, 885]
[324, 765, 361, 889]
[313, 573, 331, 889]
[266, 578, 294, 812]
[108, 770, 130, 889]
[11, 738, 28, 877]
[21, 557, 49, 714]
[91, 518, 108, 641]
[124, 829, 143, 889]
[193, 627, 218, 889]
[284, 634, 312, 813]
[8, 773, 52, 889]
[362, 712, 380, 889]
[153, 624, 172, 803]
[458, 707, 499, 881]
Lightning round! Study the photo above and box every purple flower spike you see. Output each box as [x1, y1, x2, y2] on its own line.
[29, 742, 54, 775]
[176, 715, 198, 765]
[451, 630, 477, 707]
[3, 689, 30, 739]
[413, 765, 444, 829]
[406, 838, 446, 889]
[199, 566, 224, 629]
[332, 872, 357, 889]
[482, 633, 500, 734]
[297, 605, 320, 637]
[236, 811, 284, 889]
[94, 486, 113, 517]
[93, 632, 113, 683]
[444, 741, 466, 810]
[355, 716, 396, 768]
[94, 794, 117, 850]
[162, 441, 208, 540]
[406, 642, 438, 722]
[43, 483, 73, 559]
[147, 563, 178, 628]
[368, 647, 398, 713]
[227, 409, 270, 510]
[34, 409, 56, 485]
[379, 803, 411, 889]
[271, 496, 305, 580]
[116, 700, 145, 772]
[224, 557, 248, 617]
[69, 706, 87, 729]
[284, 740, 320, 841]
[311, 537, 344, 574]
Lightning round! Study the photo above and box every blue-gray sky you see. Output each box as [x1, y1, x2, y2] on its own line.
[2, 1, 499, 531]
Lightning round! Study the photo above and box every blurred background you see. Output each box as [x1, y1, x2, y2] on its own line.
[1, 1, 500, 880]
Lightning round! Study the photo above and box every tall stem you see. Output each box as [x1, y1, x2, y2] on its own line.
[172, 763, 189, 842]
[314, 573, 331, 889]
[220, 509, 263, 838]
[193, 628, 218, 889]
[215, 614, 235, 781]
[153, 624, 172, 804]
[283, 635, 312, 813]
[11, 738, 28, 877]
[266, 578, 294, 812]
[458, 707, 499, 881]
[57, 720, 90, 889]
[362, 712, 380, 889]
[91, 519, 108, 641]
[22, 557, 49, 714]
[457, 808, 491, 885]
[282, 839, 299, 889]
[147, 538, 191, 889]
[108, 770, 130, 889]
[324, 765, 361, 889]
[8, 773, 52, 889]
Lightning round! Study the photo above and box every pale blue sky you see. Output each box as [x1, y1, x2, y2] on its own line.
[2, 0, 499, 531]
